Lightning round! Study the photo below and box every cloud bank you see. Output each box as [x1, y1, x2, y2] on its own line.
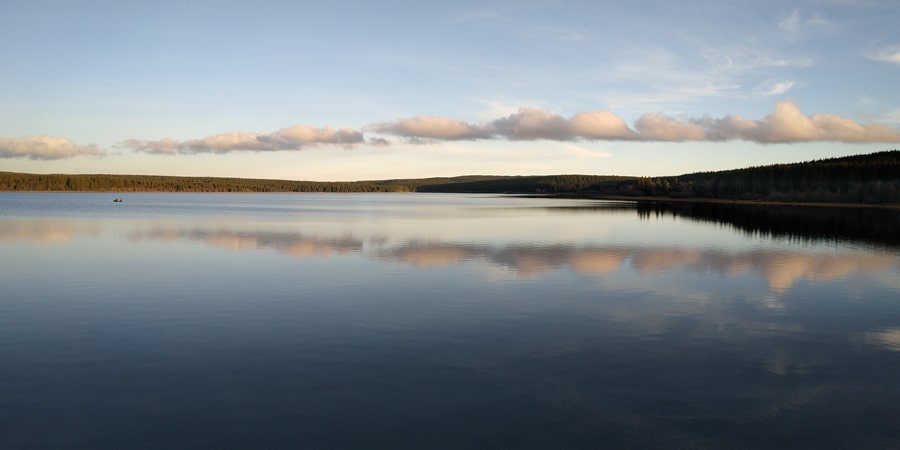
[694, 101, 900, 143]
[371, 108, 637, 142]
[374, 101, 900, 144]
[6, 102, 900, 160]
[370, 116, 492, 141]
[0, 136, 104, 160]
[121, 125, 365, 155]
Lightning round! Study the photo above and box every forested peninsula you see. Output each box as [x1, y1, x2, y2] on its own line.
[2, 150, 899, 204]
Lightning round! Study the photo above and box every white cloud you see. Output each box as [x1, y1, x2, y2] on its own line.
[471, 99, 531, 121]
[855, 95, 874, 108]
[569, 111, 636, 140]
[881, 109, 900, 125]
[634, 113, 707, 141]
[369, 116, 491, 141]
[110, 102, 900, 156]
[778, 10, 803, 35]
[703, 46, 815, 74]
[757, 80, 796, 96]
[375, 108, 639, 142]
[692, 101, 900, 143]
[374, 102, 900, 144]
[0, 135, 104, 160]
[868, 45, 900, 65]
[271, 125, 362, 146]
[122, 125, 364, 155]
[749, 101, 900, 143]
[491, 108, 576, 140]
[778, 10, 836, 38]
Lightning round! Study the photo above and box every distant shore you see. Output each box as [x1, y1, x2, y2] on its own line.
[3, 149, 898, 204]
[552, 194, 900, 210]
[3, 188, 898, 210]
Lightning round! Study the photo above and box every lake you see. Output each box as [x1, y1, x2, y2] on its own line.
[2, 192, 899, 449]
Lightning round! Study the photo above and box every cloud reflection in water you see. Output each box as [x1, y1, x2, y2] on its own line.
[6, 217, 891, 295]
[7, 221, 884, 294]
[4, 199, 900, 447]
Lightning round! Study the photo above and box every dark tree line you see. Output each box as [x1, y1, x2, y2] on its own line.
[0, 173, 415, 193]
[593, 150, 900, 204]
[0, 172, 632, 194]
[416, 175, 633, 193]
[2, 150, 898, 203]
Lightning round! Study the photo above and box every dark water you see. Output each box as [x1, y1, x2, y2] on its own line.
[2, 193, 899, 449]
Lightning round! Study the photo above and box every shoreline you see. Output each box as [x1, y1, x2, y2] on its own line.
[550, 194, 900, 210]
[3, 189, 899, 209]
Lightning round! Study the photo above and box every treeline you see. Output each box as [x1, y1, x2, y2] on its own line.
[0, 172, 633, 194]
[0, 173, 416, 193]
[607, 150, 900, 203]
[416, 175, 633, 193]
[2, 150, 898, 203]
[417, 151, 900, 203]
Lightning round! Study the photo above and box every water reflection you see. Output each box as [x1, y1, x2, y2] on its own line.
[388, 244, 897, 292]
[132, 228, 365, 257]
[4, 216, 896, 295]
[865, 328, 900, 351]
[0, 219, 82, 244]
[635, 201, 900, 248]
[3, 196, 900, 448]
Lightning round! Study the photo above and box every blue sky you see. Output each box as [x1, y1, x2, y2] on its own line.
[2, 0, 899, 180]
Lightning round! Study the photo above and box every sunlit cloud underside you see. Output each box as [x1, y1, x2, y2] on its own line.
[3, 101, 899, 160]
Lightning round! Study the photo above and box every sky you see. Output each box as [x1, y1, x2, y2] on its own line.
[2, 0, 900, 181]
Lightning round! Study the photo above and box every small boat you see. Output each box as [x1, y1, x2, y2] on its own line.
[113, 197, 123, 203]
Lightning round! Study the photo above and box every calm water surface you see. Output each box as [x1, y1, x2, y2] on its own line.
[2, 193, 899, 448]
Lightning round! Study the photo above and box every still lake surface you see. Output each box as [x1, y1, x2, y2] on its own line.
[2, 192, 899, 448]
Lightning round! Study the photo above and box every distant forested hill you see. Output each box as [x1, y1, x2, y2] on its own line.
[0, 173, 416, 193]
[414, 175, 634, 193]
[0, 172, 632, 194]
[2, 150, 898, 203]
[607, 150, 900, 203]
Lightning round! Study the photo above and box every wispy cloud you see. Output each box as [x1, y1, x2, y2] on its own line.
[597, 45, 809, 112]
[867, 44, 900, 65]
[453, 6, 584, 42]
[0, 136, 104, 160]
[121, 125, 365, 155]
[704, 47, 815, 73]
[881, 109, 900, 125]
[756, 80, 796, 96]
[778, 9, 836, 38]
[778, 10, 807, 35]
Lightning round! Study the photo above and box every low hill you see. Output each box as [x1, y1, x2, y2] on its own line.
[610, 150, 900, 203]
[414, 175, 633, 193]
[0, 172, 633, 194]
[0, 173, 416, 193]
[1, 150, 898, 203]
